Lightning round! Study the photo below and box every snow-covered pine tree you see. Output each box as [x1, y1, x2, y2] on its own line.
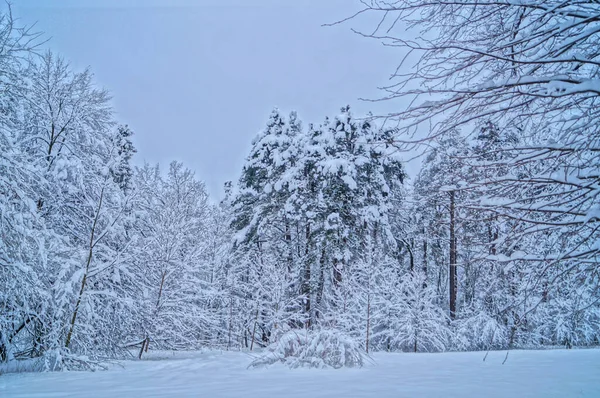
[230, 106, 408, 351]
[230, 109, 306, 348]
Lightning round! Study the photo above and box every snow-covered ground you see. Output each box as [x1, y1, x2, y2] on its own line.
[1, 349, 599, 397]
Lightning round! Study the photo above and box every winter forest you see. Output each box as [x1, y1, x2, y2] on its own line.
[1, 0, 599, 375]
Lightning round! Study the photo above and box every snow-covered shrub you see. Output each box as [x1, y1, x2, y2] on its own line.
[371, 271, 451, 352]
[534, 280, 600, 348]
[249, 330, 364, 369]
[453, 310, 508, 351]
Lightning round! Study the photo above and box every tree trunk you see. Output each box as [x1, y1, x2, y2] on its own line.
[315, 248, 326, 320]
[65, 186, 105, 349]
[449, 190, 457, 320]
[333, 258, 342, 288]
[422, 237, 428, 288]
[138, 337, 149, 359]
[285, 220, 292, 276]
[366, 293, 371, 354]
[250, 306, 259, 351]
[302, 224, 311, 327]
[156, 270, 167, 308]
[228, 297, 233, 350]
[404, 239, 414, 272]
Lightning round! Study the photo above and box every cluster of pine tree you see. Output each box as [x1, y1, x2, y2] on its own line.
[226, 109, 600, 353]
[227, 106, 408, 351]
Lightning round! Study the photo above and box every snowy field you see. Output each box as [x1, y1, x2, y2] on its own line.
[1, 349, 599, 398]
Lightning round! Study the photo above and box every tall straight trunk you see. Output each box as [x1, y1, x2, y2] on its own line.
[423, 236, 428, 275]
[227, 296, 234, 350]
[422, 236, 428, 288]
[492, 227, 498, 256]
[449, 190, 457, 320]
[296, 224, 302, 257]
[366, 224, 377, 353]
[302, 223, 311, 328]
[65, 185, 105, 349]
[250, 306, 259, 351]
[333, 255, 344, 322]
[285, 220, 292, 276]
[366, 293, 371, 353]
[315, 249, 326, 320]
[405, 240, 414, 272]
[332, 237, 346, 289]
[333, 259, 342, 288]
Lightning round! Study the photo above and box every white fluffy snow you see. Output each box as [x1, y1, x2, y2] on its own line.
[1, 349, 599, 397]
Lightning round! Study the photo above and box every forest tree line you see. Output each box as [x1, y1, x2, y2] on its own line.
[1, 1, 599, 370]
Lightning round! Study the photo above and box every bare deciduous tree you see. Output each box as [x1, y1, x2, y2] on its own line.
[343, 0, 599, 290]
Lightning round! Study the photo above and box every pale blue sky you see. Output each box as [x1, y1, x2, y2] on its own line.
[14, 0, 404, 198]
